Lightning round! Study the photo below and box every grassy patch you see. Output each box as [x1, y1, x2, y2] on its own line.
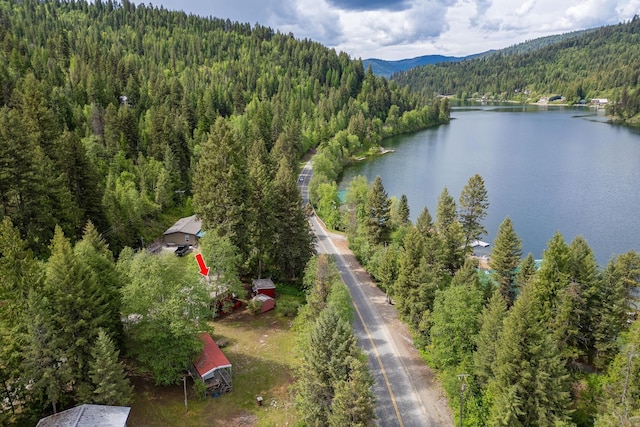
[127, 310, 299, 426]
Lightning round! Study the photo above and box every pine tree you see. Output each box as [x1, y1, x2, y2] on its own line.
[193, 117, 249, 261]
[297, 306, 358, 425]
[474, 290, 508, 386]
[328, 356, 375, 427]
[415, 206, 434, 236]
[435, 187, 465, 275]
[246, 138, 276, 278]
[86, 329, 132, 406]
[0, 218, 42, 415]
[74, 222, 123, 344]
[435, 187, 457, 234]
[42, 226, 109, 395]
[593, 251, 640, 369]
[458, 174, 489, 246]
[397, 193, 410, 225]
[22, 291, 73, 415]
[429, 259, 483, 368]
[271, 157, 315, 284]
[365, 176, 391, 245]
[489, 217, 522, 306]
[595, 318, 640, 427]
[515, 253, 537, 291]
[488, 283, 572, 426]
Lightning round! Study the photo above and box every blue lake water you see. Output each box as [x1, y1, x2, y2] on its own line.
[338, 105, 640, 266]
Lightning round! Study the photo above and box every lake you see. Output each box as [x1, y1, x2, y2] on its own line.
[338, 105, 640, 266]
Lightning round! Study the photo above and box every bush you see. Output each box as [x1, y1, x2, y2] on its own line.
[247, 297, 263, 315]
[276, 297, 301, 317]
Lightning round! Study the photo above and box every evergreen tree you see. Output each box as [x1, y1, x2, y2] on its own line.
[271, 157, 315, 284]
[595, 318, 640, 427]
[593, 251, 640, 369]
[489, 217, 522, 307]
[85, 329, 132, 406]
[22, 291, 73, 415]
[515, 253, 537, 291]
[41, 226, 110, 395]
[246, 138, 276, 278]
[327, 356, 376, 427]
[365, 176, 391, 245]
[74, 222, 123, 343]
[435, 187, 457, 234]
[415, 206, 434, 236]
[488, 283, 573, 426]
[474, 290, 508, 386]
[435, 187, 465, 275]
[458, 174, 489, 246]
[0, 217, 42, 417]
[397, 193, 410, 225]
[193, 117, 249, 261]
[429, 259, 483, 368]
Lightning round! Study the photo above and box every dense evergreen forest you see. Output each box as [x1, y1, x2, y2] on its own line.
[0, 0, 440, 261]
[0, 0, 448, 423]
[325, 171, 640, 426]
[393, 16, 640, 120]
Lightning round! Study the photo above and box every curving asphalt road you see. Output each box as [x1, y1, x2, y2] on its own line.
[298, 162, 453, 427]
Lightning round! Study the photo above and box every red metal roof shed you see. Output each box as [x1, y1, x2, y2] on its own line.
[193, 333, 232, 381]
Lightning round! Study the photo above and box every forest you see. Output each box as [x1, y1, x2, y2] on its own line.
[317, 172, 640, 426]
[0, 0, 448, 424]
[392, 16, 640, 121]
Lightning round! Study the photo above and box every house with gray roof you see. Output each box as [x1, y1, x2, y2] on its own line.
[163, 215, 203, 246]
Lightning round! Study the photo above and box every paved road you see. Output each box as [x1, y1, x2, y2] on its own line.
[298, 162, 453, 427]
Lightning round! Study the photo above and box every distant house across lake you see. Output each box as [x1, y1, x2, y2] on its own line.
[163, 215, 203, 246]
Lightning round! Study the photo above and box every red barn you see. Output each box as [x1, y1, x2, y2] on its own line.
[252, 278, 276, 298]
[191, 333, 232, 394]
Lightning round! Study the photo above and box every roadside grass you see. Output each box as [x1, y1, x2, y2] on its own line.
[127, 309, 300, 427]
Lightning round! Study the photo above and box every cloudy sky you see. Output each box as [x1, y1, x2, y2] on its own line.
[134, 0, 640, 60]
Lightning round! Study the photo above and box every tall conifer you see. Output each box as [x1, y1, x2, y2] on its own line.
[365, 176, 391, 245]
[490, 217, 522, 306]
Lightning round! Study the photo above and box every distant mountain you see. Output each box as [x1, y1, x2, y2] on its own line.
[365, 28, 596, 79]
[363, 54, 487, 78]
[391, 17, 640, 119]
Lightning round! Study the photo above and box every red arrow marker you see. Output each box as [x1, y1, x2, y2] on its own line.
[195, 253, 209, 277]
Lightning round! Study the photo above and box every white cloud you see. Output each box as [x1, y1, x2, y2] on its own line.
[134, 0, 640, 60]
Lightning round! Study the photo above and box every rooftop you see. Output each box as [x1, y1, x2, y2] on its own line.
[36, 404, 130, 427]
[252, 278, 275, 290]
[193, 333, 232, 380]
[163, 215, 202, 236]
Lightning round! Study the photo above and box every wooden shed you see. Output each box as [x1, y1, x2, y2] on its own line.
[191, 333, 232, 395]
[252, 293, 275, 313]
[252, 278, 276, 298]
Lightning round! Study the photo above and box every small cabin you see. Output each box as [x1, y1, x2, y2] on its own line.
[252, 278, 276, 298]
[191, 333, 232, 395]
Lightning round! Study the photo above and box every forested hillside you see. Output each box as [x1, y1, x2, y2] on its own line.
[0, 0, 440, 262]
[393, 16, 640, 119]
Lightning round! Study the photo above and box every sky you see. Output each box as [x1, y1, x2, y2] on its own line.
[133, 0, 640, 60]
